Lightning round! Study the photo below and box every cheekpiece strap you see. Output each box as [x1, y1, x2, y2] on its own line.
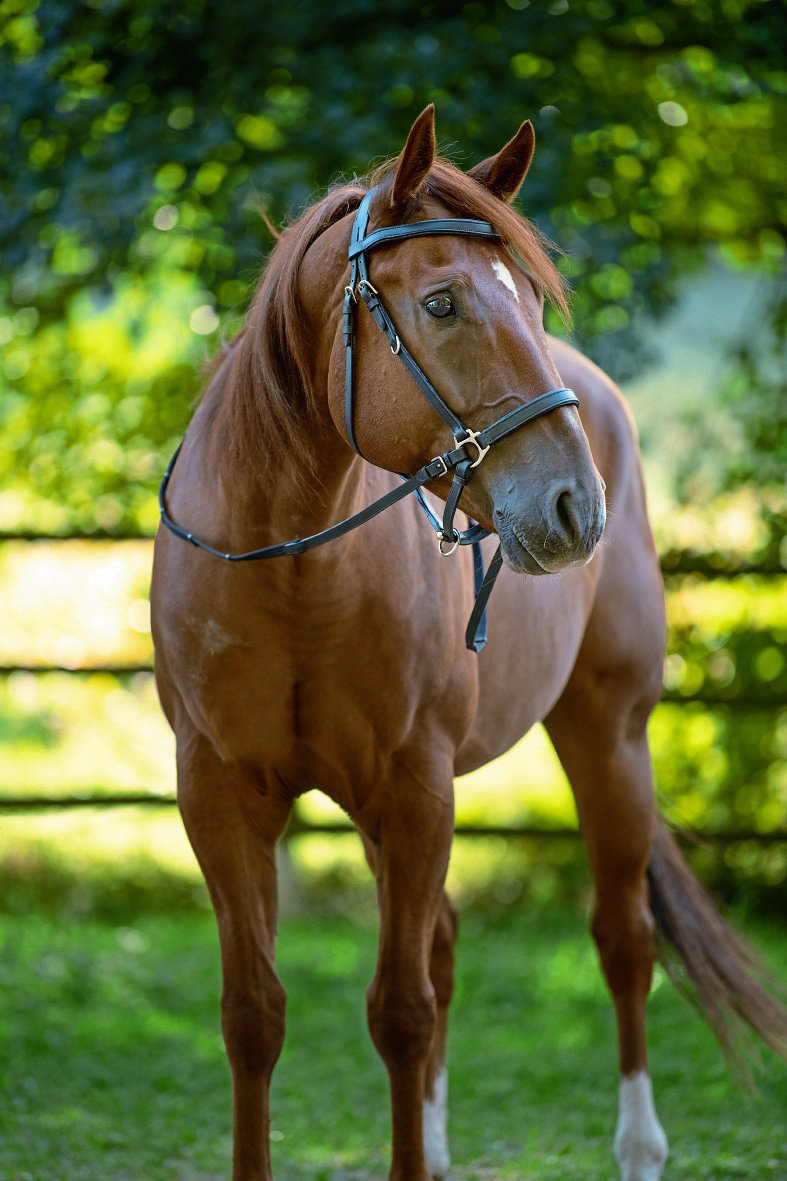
[343, 189, 377, 456]
[345, 190, 504, 452]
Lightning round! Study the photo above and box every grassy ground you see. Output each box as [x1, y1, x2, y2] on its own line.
[1, 897, 786, 1181]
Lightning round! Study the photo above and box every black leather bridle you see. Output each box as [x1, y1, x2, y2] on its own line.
[159, 185, 579, 651]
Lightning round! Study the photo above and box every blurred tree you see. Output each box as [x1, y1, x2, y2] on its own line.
[0, 0, 786, 531]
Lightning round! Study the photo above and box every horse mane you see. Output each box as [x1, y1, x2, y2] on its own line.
[206, 153, 569, 486]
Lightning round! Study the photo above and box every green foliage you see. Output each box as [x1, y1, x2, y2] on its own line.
[1, 0, 787, 527]
[721, 282, 787, 496]
[654, 576, 787, 858]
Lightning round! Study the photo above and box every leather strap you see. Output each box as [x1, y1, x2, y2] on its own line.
[349, 218, 501, 257]
[465, 544, 504, 652]
[412, 486, 490, 547]
[440, 458, 473, 546]
[475, 387, 579, 446]
[345, 195, 503, 453]
[343, 189, 376, 455]
[357, 282, 467, 437]
[159, 442, 469, 563]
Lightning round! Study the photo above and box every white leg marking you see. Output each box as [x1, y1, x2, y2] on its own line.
[423, 1066, 450, 1179]
[491, 258, 520, 301]
[614, 1072, 668, 1181]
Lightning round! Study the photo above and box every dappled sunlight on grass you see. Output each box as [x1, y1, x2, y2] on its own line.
[2, 904, 785, 1179]
[289, 832, 368, 887]
[0, 807, 200, 879]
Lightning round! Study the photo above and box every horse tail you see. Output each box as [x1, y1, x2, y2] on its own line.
[647, 821, 787, 1078]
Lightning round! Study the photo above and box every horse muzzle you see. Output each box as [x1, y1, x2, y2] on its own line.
[493, 477, 606, 575]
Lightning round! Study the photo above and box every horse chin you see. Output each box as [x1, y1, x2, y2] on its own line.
[495, 515, 551, 575]
[495, 512, 596, 576]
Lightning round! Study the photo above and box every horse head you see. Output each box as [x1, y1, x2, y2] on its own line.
[326, 105, 606, 576]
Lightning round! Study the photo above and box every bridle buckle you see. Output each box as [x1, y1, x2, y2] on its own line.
[456, 429, 490, 469]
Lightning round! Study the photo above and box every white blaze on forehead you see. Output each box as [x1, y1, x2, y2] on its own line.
[491, 258, 519, 301]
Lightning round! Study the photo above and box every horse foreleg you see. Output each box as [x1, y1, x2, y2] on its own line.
[363, 773, 454, 1181]
[359, 836, 456, 1181]
[176, 727, 291, 1181]
[546, 693, 668, 1181]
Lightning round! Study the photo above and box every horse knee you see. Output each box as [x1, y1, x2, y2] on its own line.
[221, 972, 287, 1079]
[367, 975, 436, 1068]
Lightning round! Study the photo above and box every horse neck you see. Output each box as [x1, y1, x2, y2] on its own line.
[200, 309, 362, 551]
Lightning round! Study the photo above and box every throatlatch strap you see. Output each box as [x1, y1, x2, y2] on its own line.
[159, 443, 466, 563]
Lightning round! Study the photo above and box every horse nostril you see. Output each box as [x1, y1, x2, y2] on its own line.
[555, 489, 575, 539]
[546, 484, 581, 549]
[547, 482, 603, 553]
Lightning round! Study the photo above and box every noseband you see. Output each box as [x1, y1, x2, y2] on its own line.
[159, 185, 579, 652]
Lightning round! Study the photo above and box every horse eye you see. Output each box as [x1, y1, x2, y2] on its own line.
[425, 294, 455, 319]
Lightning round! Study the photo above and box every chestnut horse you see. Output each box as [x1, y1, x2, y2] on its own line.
[151, 107, 786, 1181]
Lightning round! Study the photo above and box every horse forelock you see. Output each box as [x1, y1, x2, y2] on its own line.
[206, 152, 569, 485]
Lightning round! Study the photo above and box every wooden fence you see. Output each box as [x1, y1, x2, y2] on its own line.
[1, 531, 785, 848]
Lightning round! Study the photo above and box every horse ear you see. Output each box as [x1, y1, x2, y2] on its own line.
[391, 104, 436, 208]
[468, 119, 535, 203]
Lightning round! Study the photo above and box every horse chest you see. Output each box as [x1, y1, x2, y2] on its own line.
[183, 622, 471, 797]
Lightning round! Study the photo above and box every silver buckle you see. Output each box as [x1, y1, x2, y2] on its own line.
[456, 428, 490, 469]
[429, 455, 448, 478]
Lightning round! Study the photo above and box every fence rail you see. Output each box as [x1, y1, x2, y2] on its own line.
[2, 534, 784, 834]
[0, 663, 782, 710]
[0, 531, 785, 579]
[2, 791, 784, 848]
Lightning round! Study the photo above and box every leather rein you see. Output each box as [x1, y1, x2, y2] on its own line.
[158, 185, 579, 652]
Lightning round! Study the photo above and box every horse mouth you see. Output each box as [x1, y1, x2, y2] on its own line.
[494, 507, 597, 575]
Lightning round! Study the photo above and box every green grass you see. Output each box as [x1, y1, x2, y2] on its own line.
[1, 903, 786, 1180]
